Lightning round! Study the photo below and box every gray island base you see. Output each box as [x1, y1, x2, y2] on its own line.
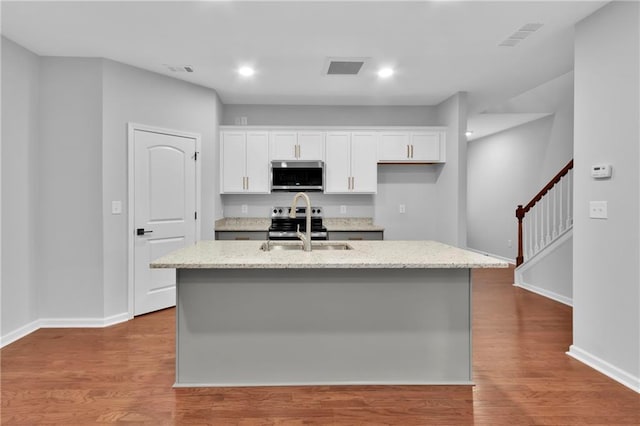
[151, 240, 508, 387]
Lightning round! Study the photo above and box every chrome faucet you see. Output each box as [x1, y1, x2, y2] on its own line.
[289, 192, 312, 251]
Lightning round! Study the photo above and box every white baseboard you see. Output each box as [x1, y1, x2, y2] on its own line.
[567, 345, 640, 393]
[464, 247, 515, 265]
[513, 280, 573, 307]
[1, 312, 130, 348]
[0, 319, 41, 348]
[40, 312, 130, 328]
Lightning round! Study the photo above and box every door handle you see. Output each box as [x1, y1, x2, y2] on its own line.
[136, 228, 153, 236]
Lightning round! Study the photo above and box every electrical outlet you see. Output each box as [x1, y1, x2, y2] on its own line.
[241, 204, 248, 214]
[589, 201, 607, 219]
[507, 240, 512, 248]
[399, 204, 406, 214]
[111, 200, 122, 215]
[240, 116, 248, 125]
[340, 205, 347, 214]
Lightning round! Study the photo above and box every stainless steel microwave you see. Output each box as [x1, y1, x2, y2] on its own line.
[271, 161, 324, 192]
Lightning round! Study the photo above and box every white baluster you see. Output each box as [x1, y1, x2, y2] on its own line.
[540, 200, 546, 251]
[552, 185, 558, 239]
[559, 177, 565, 234]
[566, 170, 573, 229]
[534, 205, 539, 254]
[528, 213, 533, 259]
[546, 192, 551, 244]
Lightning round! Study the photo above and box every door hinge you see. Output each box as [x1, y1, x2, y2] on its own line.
[195, 211, 198, 220]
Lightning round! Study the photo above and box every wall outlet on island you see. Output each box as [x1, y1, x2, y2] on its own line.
[508, 239, 512, 248]
[399, 204, 406, 214]
[241, 204, 248, 214]
[340, 205, 347, 214]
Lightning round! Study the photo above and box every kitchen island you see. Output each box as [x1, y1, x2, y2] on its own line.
[151, 240, 508, 387]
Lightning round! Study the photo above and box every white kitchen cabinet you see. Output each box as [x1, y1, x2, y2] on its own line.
[378, 130, 445, 163]
[270, 131, 324, 161]
[325, 132, 377, 193]
[220, 131, 270, 193]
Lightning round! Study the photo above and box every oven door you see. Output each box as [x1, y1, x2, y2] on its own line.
[271, 161, 323, 192]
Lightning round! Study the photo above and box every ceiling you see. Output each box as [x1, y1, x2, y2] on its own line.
[2, 1, 605, 113]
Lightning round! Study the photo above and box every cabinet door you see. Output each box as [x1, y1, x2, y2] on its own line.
[297, 131, 325, 160]
[350, 132, 378, 193]
[378, 132, 410, 161]
[221, 131, 247, 193]
[411, 132, 442, 162]
[245, 132, 270, 193]
[270, 131, 297, 160]
[324, 132, 351, 193]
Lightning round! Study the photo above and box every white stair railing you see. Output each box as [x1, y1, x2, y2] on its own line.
[516, 160, 573, 266]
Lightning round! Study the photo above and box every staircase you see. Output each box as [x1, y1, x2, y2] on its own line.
[514, 160, 574, 305]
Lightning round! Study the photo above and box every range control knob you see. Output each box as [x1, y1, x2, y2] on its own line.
[316, 208, 321, 214]
[273, 209, 277, 214]
[278, 209, 283, 214]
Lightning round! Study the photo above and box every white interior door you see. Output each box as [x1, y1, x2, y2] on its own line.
[133, 128, 196, 316]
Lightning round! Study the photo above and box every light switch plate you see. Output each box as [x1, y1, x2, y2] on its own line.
[589, 201, 607, 219]
[399, 204, 406, 214]
[111, 200, 122, 215]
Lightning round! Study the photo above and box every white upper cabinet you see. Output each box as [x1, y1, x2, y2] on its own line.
[378, 130, 445, 163]
[325, 132, 377, 194]
[270, 131, 297, 160]
[220, 131, 270, 194]
[271, 131, 324, 161]
[296, 131, 325, 160]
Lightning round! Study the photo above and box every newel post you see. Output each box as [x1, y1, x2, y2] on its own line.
[516, 205, 525, 266]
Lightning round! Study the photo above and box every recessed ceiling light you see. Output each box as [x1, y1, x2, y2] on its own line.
[238, 66, 255, 77]
[378, 68, 394, 78]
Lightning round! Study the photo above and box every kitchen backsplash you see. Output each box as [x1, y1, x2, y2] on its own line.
[221, 193, 375, 218]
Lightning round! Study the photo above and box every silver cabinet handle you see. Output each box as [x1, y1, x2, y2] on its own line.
[246, 176, 249, 190]
[410, 144, 414, 158]
[407, 144, 410, 159]
[352, 176, 355, 190]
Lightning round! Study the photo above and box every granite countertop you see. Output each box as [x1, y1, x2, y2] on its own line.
[151, 240, 509, 270]
[214, 218, 270, 231]
[215, 217, 384, 232]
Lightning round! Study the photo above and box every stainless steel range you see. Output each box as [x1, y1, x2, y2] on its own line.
[268, 206, 327, 240]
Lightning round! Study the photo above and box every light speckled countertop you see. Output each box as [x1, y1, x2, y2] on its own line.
[215, 217, 384, 232]
[151, 240, 508, 269]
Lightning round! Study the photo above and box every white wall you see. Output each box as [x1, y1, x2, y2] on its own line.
[435, 92, 468, 247]
[570, 1, 640, 391]
[223, 105, 440, 126]
[1, 37, 40, 338]
[38, 57, 105, 319]
[1, 41, 223, 342]
[102, 59, 221, 317]
[517, 232, 573, 305]
[375, 165, 440, 240]
[467, 86, 574, 261]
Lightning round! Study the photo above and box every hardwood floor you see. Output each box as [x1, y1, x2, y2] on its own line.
[2, 266, 639, 425]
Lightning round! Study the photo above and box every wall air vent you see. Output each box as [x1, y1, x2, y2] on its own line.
[499, 23, 544, 47]
[324, 57, 368, 75]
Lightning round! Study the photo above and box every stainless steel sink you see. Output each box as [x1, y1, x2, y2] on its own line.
[312, 243, 353, 251]
[260, 242, 353, 252]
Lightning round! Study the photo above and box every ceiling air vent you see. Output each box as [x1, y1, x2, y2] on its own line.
[499, 23, 544, 47]
[164, 65, 194, 73]
[324, 57, 368, 75]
